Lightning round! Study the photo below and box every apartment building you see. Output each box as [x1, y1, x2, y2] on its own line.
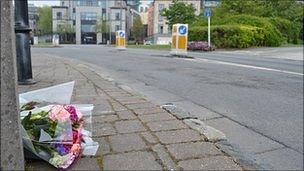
[52, 6, 70, 33]
[52, 0, 135, 44]
[28, 4, 39, 35]
[147, 5, 154, 37]
[149, 0, 201, 44]
[138, 0, 153, 25]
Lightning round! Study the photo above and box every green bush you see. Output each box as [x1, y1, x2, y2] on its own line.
[189, 25, 265, 48]
[213, 14, 284, 46]
[269, 17, 300, 44]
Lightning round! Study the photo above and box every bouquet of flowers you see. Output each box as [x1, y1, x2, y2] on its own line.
[20, 82, 98, 169]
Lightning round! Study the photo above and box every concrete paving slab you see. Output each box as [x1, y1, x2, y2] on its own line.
[103, 151, 162, 170]
[167, 142, 222, 160]
[109, 133, 148, 152]
[178, 156, 242, 170]
[155, 129, 202, 144]
[114, 120, 146, 133]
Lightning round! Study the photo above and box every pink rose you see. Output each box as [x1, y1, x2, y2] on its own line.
[70, 144, 81, 155]
[49, 105, 71, 122]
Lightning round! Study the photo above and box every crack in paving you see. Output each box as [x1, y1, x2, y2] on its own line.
[254, 147, 286, 155]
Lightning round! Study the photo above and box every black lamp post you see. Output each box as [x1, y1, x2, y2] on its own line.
[14, 0, 36, 85]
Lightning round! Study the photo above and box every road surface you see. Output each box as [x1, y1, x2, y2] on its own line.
[32, 45, 303, 170]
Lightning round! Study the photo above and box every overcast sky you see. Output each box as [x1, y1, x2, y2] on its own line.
[28, 0, 59, 7]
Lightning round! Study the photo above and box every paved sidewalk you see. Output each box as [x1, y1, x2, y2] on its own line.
[19, 53, 243, 170]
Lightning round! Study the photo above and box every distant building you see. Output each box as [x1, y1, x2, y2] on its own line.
[28, 4, 39, 34]
[147, 5, 154, 37]
[52, 6, 70, 33]
[148, 0, 201, 44]
[138, 0, 153, 25]
[126, 0, 140, 10]
[52, 0, 137, 44]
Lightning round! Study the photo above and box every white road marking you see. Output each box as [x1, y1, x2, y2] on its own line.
[183, 58, 303, 76]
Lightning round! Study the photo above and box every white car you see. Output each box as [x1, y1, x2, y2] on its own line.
[144, 41, 152, 45]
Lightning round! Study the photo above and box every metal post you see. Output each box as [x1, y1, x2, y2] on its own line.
[120, 0, 123, 30]
[208, 16, 211, 47]
[107, 0, 112, 44]
[14, 0, 36, 85]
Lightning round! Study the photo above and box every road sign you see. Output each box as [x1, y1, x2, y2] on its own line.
[171, 24, 188, 56]
[116, 30, 126, 50]
[204, 0, 220, 7]
[119, 31, 125, 38]
[204, 8, 212, 17]
[178, 25, 187, 35]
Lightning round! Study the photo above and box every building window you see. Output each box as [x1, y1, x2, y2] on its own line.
[115, 25, 120, 31]
[77, 0, 97, 6]
[87, 0, 93, 6]
[61, 1, 64, 6]
[145, 7, 148, 12]
[81, 12, 97, 21]
[158, 14, 163, 22]
[158, 25, 163, 34]
[102, 13, 106, 21]
[158, 4, 165, 12]
[73, 20, 76, 26]
[140, 6, 143, 12]
[115, 12, 120, 20]
[56, 12, 62, 20]
[73, 8, 76, 13]
[81, 24, 95, 32]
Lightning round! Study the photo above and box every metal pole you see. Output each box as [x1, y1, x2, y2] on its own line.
[14, 0, 36, 85]
[108, 0, 112, 44]
[208, 16, 211, 47]
[120, 0, 123, 30]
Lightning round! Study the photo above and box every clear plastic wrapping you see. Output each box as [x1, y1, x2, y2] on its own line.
[19, 81, 99, 169]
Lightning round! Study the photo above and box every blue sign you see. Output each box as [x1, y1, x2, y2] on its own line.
[204, 0, 220, 7]
[178, 25, 187, 35]
[204, 8, 212, 17]
[119, 31, 125, 37]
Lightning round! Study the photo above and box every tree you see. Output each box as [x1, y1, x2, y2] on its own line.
[132, 16, 144, 42]
[213, 0, 304, 41]
[94, 17, 108, 34]
[259, 0, 303, 23]
[214, 0, 263, 17]
[215, 0, 303, 23]
[37, 6, 52, 35]
[57, 22, 75, 42]
[161, 0, 196, 29]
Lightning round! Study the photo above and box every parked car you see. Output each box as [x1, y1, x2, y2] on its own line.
[144, 40, 152, 45]
[187, 41, 215, 51]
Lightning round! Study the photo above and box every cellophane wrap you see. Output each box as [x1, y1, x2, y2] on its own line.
[19, 81, 99, 169]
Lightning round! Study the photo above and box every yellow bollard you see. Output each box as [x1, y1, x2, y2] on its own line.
[116, 30, 126, 50]
[170, 24, 188, 56]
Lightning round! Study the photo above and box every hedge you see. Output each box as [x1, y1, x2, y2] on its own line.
[269, 17, 300, 44]
[189, 25, 267, 48]
[212, 15, 284, 46]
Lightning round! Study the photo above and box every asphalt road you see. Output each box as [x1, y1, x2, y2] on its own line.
[32, 45, 303, 170]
